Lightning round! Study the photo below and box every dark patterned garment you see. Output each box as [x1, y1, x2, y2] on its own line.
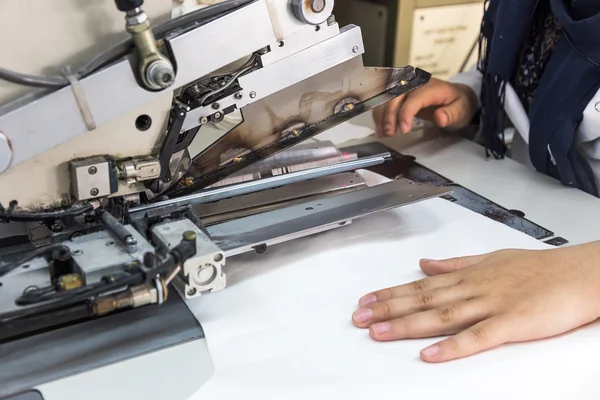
[514, 0, 564, 112]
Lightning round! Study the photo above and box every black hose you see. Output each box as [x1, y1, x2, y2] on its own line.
[0, 272, 144, 324]
[0, 244, 69, 278]
[0, 203, 94, 222]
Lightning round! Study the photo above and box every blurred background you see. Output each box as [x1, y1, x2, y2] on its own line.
[333, 0, 483, 79]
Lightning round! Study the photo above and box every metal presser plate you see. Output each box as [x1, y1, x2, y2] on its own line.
[165, 60, 431, 197]
[206, 178, 451, 257]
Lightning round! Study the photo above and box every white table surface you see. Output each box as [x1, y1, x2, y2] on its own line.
[189, 171, 600, 400]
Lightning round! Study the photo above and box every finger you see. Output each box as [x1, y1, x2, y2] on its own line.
[369, 300, 488, 342]
[372, 107, 384, 136]
[353, 285, 470, 328]
[358, 273, 461, 307]
[419, 253, 490, 276]
[381, 96, 405, 137]
[397, 85, 456, 133]
[420, 316, 510, 363]
[433, 98, 469, 128]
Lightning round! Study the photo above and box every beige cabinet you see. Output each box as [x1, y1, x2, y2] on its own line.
[335, 0, 483, 79]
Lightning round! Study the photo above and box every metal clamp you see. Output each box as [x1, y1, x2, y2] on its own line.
[124, 7, 175, 90]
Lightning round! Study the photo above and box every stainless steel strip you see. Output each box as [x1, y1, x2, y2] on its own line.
[196, 172, 366, 225]
[130, 153, 391, 213]
[206, 179, 451, 257]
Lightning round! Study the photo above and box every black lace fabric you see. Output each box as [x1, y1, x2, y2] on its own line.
[514, 1, 564, 112]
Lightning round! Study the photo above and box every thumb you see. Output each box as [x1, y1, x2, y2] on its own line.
[433, 99, 470, 128]
[419, 254, 489, 275]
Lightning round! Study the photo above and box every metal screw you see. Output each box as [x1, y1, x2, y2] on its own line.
[51, 220, 65, 233]
[23, 286, 39, 295]
[595, 102, 600, 112]
[250, 91, 257, 99]
[146, 60, 175, 90]
[214, 112, 222, 120]
[187, 288, 197, 296]
[90, 188, 99, 197]
[311, 0, 326, 13]
[125, 236, 137, 245]
[352, 46, 359, 53]
[212, 103, 220, 110]
[200, 117, 209, 124]
[214, 253, 224, 262]
[327, 14, 336, 26]
[234, 92, 243, 100]
[88, 166, 97, 175]
[183, 231, 197, 241]
[72, 249, 83, 256]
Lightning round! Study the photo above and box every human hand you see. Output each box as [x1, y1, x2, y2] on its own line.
[352, 242, 600, 362]
[372, 77, 479, 137]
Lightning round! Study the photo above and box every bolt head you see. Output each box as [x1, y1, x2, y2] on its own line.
[187, 288, 197, 296]
[183, 230, 197, 241]
[212, 103, 220, 110]
[146, 60, 175, 90]
[88, 166, 97, 175]
[90, 188, 99, 197]
[234, 92, 243, 100]
[311, 0, 326, 13]
[200, 117, 209, 125]
[250, 91, 257, 99]
[352, 46, 359, 53]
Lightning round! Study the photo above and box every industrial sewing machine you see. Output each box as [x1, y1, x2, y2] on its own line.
[0, 1, 451, 398]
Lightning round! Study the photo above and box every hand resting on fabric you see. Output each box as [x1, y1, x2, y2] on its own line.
[352, 242, 600, 363]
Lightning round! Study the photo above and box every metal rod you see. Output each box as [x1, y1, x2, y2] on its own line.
[98, 211, 138, 253]
[130, 153, 392, 213]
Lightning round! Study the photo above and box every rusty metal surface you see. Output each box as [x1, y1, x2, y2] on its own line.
[342, 142, 559, 242]
[164, 61, 430, 197]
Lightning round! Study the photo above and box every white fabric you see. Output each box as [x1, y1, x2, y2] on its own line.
[450, 65, 600, 191]
[187, 171, 600, 400]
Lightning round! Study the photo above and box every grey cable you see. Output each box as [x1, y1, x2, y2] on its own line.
[0, 0, 255, 89]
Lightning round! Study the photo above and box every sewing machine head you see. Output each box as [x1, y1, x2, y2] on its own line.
[0, 0, 436, 353]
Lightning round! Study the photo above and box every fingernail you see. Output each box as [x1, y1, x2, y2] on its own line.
[400, 122, 409, 134]
[359, 294, 377, 307]
[371, 322, 391, 335]
[383, 124, 392, 135]
[421, 258, 434, 263]
[421, 345, 439, 358]
[353, 308, 373, 324]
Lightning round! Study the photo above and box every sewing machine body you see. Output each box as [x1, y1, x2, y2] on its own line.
[0, 1, 447, 398]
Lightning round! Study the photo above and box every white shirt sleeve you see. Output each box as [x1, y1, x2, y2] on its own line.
[448, 64, 482, 108]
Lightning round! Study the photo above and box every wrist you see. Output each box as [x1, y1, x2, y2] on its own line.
[454, 83, 480, 124]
